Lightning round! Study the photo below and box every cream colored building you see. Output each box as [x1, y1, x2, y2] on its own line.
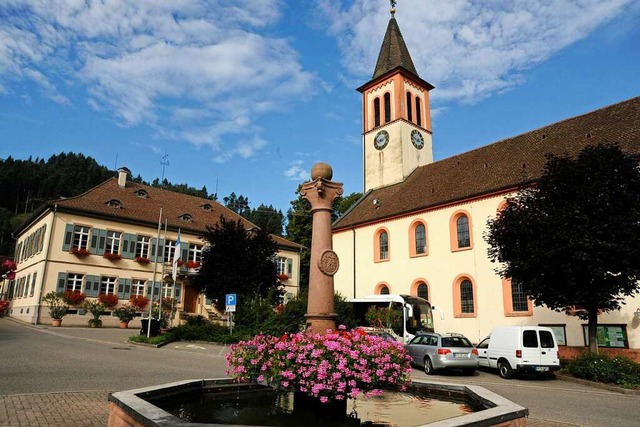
[4, 169, 301, 327]
[332, 13, 640, 358]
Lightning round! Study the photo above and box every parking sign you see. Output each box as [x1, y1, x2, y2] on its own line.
[225, 294, 237, 312]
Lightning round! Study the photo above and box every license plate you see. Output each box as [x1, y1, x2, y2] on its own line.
[535, 366, 549, 372]
[454, 353, 467, 359]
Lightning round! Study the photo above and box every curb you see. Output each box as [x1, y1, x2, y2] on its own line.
[556, 372, 640, 396]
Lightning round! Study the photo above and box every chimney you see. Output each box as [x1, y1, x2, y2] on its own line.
[117, 167, 130, 188]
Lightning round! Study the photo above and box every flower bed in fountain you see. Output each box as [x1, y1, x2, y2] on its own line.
[226, 325, 412, 403]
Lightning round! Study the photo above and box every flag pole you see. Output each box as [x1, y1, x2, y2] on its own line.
[172, 228, 182, 328]
[147, 207, 163, 338]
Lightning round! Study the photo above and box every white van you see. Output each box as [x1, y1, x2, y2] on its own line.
[476, 326, 560, 379]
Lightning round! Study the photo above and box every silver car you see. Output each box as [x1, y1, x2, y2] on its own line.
[404, 332, 479, 375]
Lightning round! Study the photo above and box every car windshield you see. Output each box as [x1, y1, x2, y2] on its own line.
[441, 336, 472, 348]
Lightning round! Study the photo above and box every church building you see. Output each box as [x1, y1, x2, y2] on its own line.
[332, 10, 640, 359]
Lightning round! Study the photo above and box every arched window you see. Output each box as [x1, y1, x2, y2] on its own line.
[501, 278, 532, 316]
[417, 283, 428, 300]
[379, 231, 389, 260]
[406, 92, 413, 122]
[456, 216, 470, 248]
[414, 224, 426, 254]
[460, 280, 474, 314]
[416, 97, 422, 127]
[384, 93, 391, 123]
[380, 285, 390, 295]
[374, 228, 390, 262]
[374, 97, 381, 127]
[449, 210, 473, 251]
[375, 282, 391, 295]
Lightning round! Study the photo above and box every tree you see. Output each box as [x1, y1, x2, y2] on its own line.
[485, 143, 640, 353]
[246, 204, 284, 236]
[223, 192, 251, 217]
[285, 190, 362, 290]
[191, 215, 280, 311]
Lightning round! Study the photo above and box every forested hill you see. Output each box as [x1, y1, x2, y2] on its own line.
[0, 152, 217, 256]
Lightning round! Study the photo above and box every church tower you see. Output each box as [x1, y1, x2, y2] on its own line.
[358, 7, 434, 192]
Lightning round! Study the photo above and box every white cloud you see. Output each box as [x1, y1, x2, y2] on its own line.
[284, 160, 309, 181]
[0, 0, 315, 162]
[315, 0, 634, 105]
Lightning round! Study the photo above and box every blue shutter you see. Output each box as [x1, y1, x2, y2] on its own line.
[146, 281, 161, 299]
[286, 258, 293, 276]
[98, 229, 107, 255]
[117, 281, 125, 299]
[30, 272, 37, 297]
[39, 224, 47, 252]
[57, 272, 66, 293]
[85, 275, 100, 297]
[62, 224, 74, 251]
[151, 238, 165, 260]
[90, 228, 100, 254]
[121, 233, 137, 259]
[175, 284, 182, 299]
[181, 243, 190, 262]
[123, 279, 131, 300]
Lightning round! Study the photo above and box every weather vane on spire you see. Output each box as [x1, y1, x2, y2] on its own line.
[390, 0, 397, 16]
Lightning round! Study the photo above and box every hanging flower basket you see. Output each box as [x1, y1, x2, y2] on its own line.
[71, 248, 91, 258]
[185, 260, 201, 269]
[63, 291, 87, 306]
[103, 252, 122, 261]
[97, 293, 119, 308]
[277, 273, 289, 282]
[134, 256, 151, 265]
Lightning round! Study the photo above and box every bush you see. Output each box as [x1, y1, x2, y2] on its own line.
[129, 295, 149, 310]
[567, 353, 640, 389]
[171, 322, 249, 344]
[98, 293, 119, 308]
[129, 332, 175, 346]
[63, 291, 86, 306]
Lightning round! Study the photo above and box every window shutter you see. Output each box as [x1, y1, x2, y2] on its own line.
[117, 281, 125, 299]
[85, 275, 100, 297]
[151, 238, 165, 259]
[121, 233, 137, 259]
[181, 243, 190, 262]
[123, 279, 131, 300]
[287, 258, 293, 275]
[147, 281, 161, 299]
[30, 272, 37, 297]
[39, 224, 47, 252]
[98, 229, 107, 255]
[57, 272, 66, 293]
[62, 224, 74, 251]
[175, 284, 182, 299]
[89, 228, 100, 254]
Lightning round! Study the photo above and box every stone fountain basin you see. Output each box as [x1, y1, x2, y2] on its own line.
[108, 378, 528, 427]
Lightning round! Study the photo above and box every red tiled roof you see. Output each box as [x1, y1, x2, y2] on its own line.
[39, 179, 302, 250]
[334, 96, 640, 230]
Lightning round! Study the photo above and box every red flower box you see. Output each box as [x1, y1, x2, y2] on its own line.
[103, 252, 122, 261]
[63, 291, 87, 306]
[134, 256, 151, 265]
[129, 295, 149, 310]
[277, 273, 289, 282]
[98, 293, 119, 308]
[71, 248, 90, 258]
[185, 261, 201, 269]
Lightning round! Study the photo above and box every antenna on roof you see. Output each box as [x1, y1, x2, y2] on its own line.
[160, 153, 169, 187]
[114, 153, 118, 173]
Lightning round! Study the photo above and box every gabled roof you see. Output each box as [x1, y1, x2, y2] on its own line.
[372, 16, 418, 80]
[18, 179, 302, 251]
[334, 96, 640, 230]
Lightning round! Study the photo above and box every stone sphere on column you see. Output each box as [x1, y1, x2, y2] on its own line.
[311, 162, 333, 181]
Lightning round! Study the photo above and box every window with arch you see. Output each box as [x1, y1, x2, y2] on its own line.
[450, 211, 473, 251]
[415, 97, 422, 126]
[380, 285, 390, 295]
[453, 275, 477, 317]
[384, 92, 391, 123]
[409, 220, 428, 257]
[374, 97, 381, 127]
[374, 228, 390, 262]
[406, 92, 413, 122]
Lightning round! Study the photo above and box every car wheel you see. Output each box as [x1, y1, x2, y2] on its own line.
[498, 361, 513, 379]
[424, 357, 434, 375]
[462, 368, 475, 376]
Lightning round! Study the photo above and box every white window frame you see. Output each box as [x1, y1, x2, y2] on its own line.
[73, 226, 91, 250]
[106, 231, 122, 254]
[189, 244, 203, 263]
[276, 257, 287, 275]
[100, 276, 117, 295]
[66, 273, 84, 292]
[135, 236, 151, 259]
[164, 240, 176, 263]
[131, 279, 146, 296]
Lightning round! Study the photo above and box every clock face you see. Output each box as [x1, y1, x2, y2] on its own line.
[411, 129, 424, 149]
[374, 130, 389, 150]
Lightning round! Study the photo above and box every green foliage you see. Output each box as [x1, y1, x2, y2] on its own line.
[486, 143, 640, 352]
[245, 204, 284, 236]
[113, 304, 138, 322]
[364, 306, 401, 329]
[191, 215, 280, 311]
[129, 332, 176, 346]
[84, 300, 105, 326]
[42, 291, 68, 320]
[171, 322, 249, 344]
[567, 353, 640, 389]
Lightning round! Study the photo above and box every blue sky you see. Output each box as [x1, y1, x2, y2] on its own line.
[1, 0, 639, 215]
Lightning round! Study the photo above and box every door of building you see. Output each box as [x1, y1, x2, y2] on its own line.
[183, 284, 199, 313]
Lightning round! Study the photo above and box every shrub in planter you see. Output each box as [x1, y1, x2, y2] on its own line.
[151, 297, 178, 328]
[97, 293, 119, 308]
[42, 291, 69, 321]
[129, 295, 149, 310]
[113, 304, 138, 323]
[63, 290, 86, 306]
[85, 300, 105, 327]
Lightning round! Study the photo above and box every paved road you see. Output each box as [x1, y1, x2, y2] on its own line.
[1, 318, 638, 426]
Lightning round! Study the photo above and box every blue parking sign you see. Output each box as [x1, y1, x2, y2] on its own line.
[225, 294, 237, 312]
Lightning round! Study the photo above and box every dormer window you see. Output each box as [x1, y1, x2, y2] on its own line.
[179, 213, 193, 222]
[201, 203, 212, 211]
[135, 189, 148, 199]
[107, 199, 122, 209]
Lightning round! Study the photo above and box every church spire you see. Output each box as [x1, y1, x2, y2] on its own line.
[372, 4, 418, 80]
